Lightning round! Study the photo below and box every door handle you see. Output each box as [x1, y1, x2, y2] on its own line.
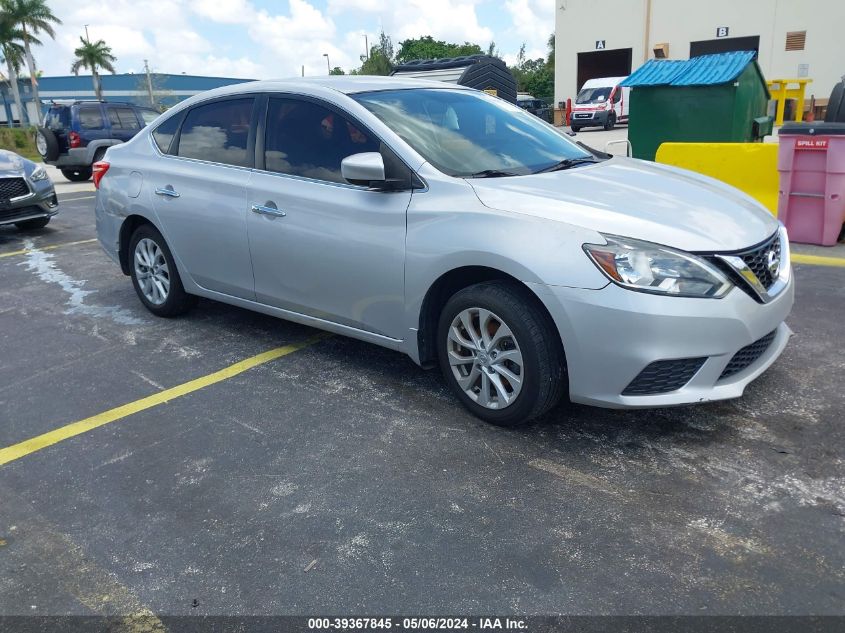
[251, 204, 286, 218]
[155, 187, 180, 198]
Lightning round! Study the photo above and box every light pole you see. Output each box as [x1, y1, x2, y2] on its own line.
[323, 53, 330, 75]
[84, 24, 89, 41]
[143, 59, 154, 107]
[363, 34, 369, 60]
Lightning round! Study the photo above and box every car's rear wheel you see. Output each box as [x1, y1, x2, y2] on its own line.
[15, 216, 50, 230]
[35, 127, 59, 161]
[129, 224, 195, 317]
[62, 168, 92, 182]
[437, 281, 566, 427]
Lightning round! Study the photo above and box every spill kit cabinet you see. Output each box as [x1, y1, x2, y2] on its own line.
[620, 51, 772, 161]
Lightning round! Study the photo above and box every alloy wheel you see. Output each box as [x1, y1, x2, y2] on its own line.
[134, 237, 170, 305]
[446, 307, 524, 409]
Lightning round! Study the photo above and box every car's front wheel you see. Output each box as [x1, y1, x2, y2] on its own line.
[129, 224, 196, 317]
[437, 281, 566, 427]
[604, 113, 616, 130]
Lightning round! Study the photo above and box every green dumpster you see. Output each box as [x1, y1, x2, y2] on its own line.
[620, 51, 772, 161]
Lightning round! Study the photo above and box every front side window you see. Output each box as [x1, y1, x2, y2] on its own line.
[107, 107, 141, 130]
[264, 98, 379, 183]
[176, 98, 254, 167]
[78, 106, 105, 130]
[353, 89, 592, 177]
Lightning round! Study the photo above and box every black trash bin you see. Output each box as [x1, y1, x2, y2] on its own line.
[826, 78, 845, 122]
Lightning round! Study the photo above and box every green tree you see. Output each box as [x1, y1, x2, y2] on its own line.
[487, 41, 499, 58]
[329, 66, 345, 75]
[355, 30, 393, 75]
[511, 36, 555, 101]
[0, 11, 30, 126]
[70, 36, 116, 100]
[3, 0, 60, 119]
[395, 35, 483, 64]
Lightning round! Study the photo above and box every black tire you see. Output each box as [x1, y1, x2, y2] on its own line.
[15, 216, 50, 230]
[62, 168, 92, 182]
[128, 223, 196, 317]
[35, 127, 59, 161]
[437, 281, 566, 427]
[92, 147, 107, 163]
[604, 113, 616, 130]
[570, 125, 581, 132]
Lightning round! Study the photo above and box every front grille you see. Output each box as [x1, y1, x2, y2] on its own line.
[740, 233, 780, 290]
[0, 205, 45, 223]
[0, 177, 29, 201]
[622, 357, 707, 396]
[573, 113, 592, 119]
[719, 330, 776, 380]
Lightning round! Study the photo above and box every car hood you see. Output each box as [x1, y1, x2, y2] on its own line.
[0, 150, 25, 176]
[467, 157, 779, 252]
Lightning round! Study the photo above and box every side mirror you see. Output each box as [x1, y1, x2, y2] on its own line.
[341, 152, 386, 187]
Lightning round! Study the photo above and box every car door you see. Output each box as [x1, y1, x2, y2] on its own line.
[247, 95, 412, 339]
[105, 104, 141, 143]
[148, 96, 257, 300]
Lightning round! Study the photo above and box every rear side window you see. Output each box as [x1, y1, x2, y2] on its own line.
[263, 98, 379, 183]
[176, 98, 254, 167]
[78, 106, 105, 130]
[139, 109, 159, 126]
[152, 114, 182, 154]
[107, 107, 141, 130]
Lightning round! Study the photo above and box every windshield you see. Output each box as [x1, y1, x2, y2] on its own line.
[576, 87, 612, 104]
[352, 89, 592, 177]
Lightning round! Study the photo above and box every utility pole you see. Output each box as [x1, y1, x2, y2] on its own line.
[323, 53, 330, 75]
[143, 59, 154, 107]
[84, 24, 89, 41]
[364, 34, 369, 60]
[301, 65, 304, 77]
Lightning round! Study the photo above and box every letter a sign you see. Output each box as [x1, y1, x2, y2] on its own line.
[596, 40, 606, 50]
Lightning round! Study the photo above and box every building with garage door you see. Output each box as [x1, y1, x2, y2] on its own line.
[554, 0, 844, 111]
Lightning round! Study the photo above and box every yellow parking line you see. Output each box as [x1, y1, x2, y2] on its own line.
[0, 238, 97, 259]
[792, 253, 845, 268]
[0, 333, 330, 467]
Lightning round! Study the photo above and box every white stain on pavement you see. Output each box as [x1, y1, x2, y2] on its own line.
[19, 239, 143, 325]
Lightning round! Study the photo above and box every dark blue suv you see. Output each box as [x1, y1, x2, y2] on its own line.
[36, 101, 160, 181]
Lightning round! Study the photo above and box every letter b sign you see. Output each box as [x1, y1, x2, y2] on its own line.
[716, 26, 729, 38]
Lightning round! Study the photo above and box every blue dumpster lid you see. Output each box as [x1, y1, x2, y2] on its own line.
[620, 51, 758, 87]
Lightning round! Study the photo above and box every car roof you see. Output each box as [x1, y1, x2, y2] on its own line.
[180, 75, 475, 102]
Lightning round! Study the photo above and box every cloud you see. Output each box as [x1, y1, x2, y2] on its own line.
[504, 0, 554, 55]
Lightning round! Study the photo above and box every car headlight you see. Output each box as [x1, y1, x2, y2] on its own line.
[29, 166, 48, 182]
[583, 234, 732, 298]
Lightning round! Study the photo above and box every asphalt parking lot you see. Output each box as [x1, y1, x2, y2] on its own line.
[0, 169, 844, 622]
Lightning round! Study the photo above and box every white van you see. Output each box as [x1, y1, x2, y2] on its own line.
[570, 76, 630, 131]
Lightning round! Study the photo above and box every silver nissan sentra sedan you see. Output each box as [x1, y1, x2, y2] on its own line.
[94, 77, 793, 426]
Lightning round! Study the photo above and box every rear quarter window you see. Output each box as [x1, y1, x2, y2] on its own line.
[151, 113, 182, 154]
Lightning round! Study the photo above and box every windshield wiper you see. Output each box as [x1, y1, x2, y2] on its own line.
[466, 169, 519, 178]
[534, 157, 599, 174]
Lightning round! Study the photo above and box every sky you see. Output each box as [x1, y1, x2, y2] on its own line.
[35, 0, 554, 79]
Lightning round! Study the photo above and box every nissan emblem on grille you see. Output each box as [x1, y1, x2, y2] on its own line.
[767, 248, 780, 277]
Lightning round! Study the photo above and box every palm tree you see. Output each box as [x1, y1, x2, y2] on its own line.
[0, 11, 30, 127]
[71, 37, 116, 101]
[3, 0, 61, 120]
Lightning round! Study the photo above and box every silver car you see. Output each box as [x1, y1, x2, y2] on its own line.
[0, 150, 58, 230]
[95, 77, 793, 426]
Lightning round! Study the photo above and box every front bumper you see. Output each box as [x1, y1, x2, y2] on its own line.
[0, 178, 58, 226]
[530, 274, 794, 408]
[570, 109, 610, 126]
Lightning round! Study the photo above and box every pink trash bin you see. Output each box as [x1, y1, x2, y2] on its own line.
[777, 122, 845, 246]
